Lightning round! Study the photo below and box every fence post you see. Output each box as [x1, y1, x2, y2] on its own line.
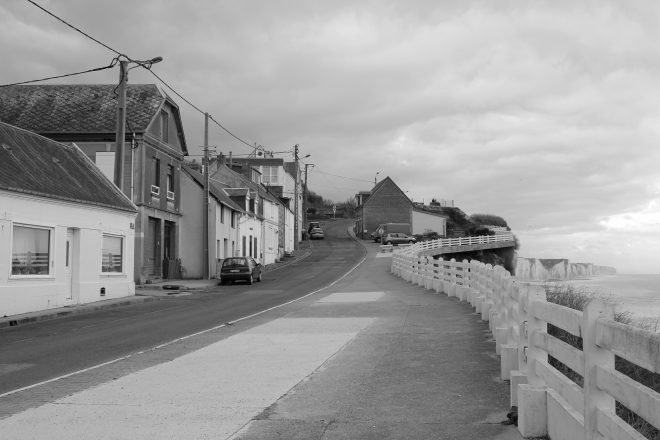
[517, 284, 548, 438]
[509, 280, 528, 406]
[583, 300, 615, 440]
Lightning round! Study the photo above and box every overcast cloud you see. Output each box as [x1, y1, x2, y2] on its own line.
[2, 0, 660, 273]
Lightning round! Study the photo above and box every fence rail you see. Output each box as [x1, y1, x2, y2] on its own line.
[391, 253, 660, 440]
[396, 232, 516, 256]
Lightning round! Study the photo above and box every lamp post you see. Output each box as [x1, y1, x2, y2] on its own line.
[114, 56, 163, 194]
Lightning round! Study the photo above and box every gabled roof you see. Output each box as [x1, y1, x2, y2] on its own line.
[0, 84, 163, 134]
[213, 163, 281, 205]
[181, 165, 245, 213]
[0, 121, 136, 212]
[0, 84, 188, 154]
[224, 188, 250, 197]
[366, 176, 412, 206]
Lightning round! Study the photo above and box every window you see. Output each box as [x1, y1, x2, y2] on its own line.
[161, 110, 169, 143]
[167, 165, 174, 192]
[101, 235, 123, 273]
[166, 164, 175, 199]
[220, 205, 225, 224]
[262, 166, 279, 185]
[12, 225, 51, 276]
[231, 211, 236, 228]
[152, 157, 161, 195]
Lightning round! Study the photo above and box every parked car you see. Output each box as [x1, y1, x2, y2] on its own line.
[309, 227, 325, 239]
[307, 221, 321, 233]
[382, 232, 416, 246]
[219, 256, 262, 285]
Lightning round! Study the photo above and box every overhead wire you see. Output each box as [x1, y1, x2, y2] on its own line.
[24, 0, 268, 153]
[0, 58, 119, 87]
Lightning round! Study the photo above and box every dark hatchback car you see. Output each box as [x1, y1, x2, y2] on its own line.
[219, 257, 263, 285]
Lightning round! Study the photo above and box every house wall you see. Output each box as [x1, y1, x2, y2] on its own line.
[363, 181, 412, 236]
[412, 211, 447, 236]
[0, 191, 136, 317]
[179, 171, 204, 279]
[238, 215, 263, 263]
[261, 199, 279, 265]
[212, 204, 238, 278]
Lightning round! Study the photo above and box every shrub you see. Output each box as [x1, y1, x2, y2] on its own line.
[470, 213, 509, 228]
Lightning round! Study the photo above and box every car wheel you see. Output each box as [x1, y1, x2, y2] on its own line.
[385, 241, 393, 245]
[247, 274, 253, 285]
[408, 240, 414, 244]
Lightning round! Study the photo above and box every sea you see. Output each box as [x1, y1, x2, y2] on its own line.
[547, 274, 660, 325]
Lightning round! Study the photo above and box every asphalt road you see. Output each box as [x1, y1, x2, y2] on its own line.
[0, 218, 365, 396]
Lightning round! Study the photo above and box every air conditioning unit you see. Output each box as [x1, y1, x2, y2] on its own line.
[151, 185, 160, 195]
[167, 191, 175, 200]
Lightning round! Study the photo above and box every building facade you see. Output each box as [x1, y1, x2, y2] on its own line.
[0, 122, 137, 316]
[355, 177, 413, 239]
[0, 85, 188, 283]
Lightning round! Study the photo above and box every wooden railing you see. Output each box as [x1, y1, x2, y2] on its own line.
[391, 254, 660, 440]
[395, 232, 515, 256]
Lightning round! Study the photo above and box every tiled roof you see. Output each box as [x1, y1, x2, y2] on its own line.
[182, 165, 245, 213]
[0, 122, 136, 212]
[0, 84, 164, 134]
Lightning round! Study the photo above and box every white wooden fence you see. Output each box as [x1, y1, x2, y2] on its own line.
[391, 254, 660, 440]
[397, 232, 515, 256]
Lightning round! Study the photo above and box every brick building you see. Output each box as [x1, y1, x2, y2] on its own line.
[355, 177, 413, 239]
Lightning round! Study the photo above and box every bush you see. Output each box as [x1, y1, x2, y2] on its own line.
[544, 283, 660, 440]
[469, 213, 509, 228]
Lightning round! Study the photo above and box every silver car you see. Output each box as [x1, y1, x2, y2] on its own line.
[382, 233, 416, 246]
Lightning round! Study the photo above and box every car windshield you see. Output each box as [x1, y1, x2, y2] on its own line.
[222, 258, 247, 267]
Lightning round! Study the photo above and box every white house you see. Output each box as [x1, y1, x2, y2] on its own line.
[412, 206, 447, 237]
[179, 165, 244, 279]
[0, 122, 137, 317]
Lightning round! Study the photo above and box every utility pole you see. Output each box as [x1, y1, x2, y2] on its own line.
[203, 113, 210, 279]
[293, 144, 299, 250]
[114, 60, 128, 194]
[303, 163, 314, 234]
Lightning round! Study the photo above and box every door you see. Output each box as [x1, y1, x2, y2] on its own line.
[146, 218, 161, 276]
[65, 229, 75, 301]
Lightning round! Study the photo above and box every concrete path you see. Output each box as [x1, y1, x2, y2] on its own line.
[0, 242, 522, 439]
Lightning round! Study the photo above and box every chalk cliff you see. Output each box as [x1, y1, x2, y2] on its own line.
[515, 256, 616, 281]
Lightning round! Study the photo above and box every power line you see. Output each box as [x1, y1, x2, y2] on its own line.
[0, 58, 118, 87]
[26, 0, 124, 58]
[26, 0, 267, 153]
[313, 169, 373, 183]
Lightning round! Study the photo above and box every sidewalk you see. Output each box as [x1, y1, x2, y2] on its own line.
[0, 238, 522, 439]
[0, 240, 313, 329]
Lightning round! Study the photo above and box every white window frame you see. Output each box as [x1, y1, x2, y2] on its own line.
[101, 233, 124, 275]
[10, 223, 54, 279]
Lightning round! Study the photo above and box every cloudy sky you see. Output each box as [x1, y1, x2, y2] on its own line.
[2, 0, 660, 273]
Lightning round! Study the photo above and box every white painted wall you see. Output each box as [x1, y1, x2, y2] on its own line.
[412, 210, 447, 236]
[0, 191, 136, 317]
[238, 214, 263, 262]
[261, 199, 279, 265]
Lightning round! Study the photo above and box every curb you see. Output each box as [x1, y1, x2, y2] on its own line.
[0, 296, 159, 330]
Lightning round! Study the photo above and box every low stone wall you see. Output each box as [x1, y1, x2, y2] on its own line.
[515, 256, 616, 281]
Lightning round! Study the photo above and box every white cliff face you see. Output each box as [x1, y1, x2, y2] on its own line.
[515, 256, 616, 281]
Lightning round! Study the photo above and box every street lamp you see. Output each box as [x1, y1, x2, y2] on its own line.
[114, 56, 164, 194]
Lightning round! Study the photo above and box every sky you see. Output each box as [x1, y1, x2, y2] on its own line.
[2, 0, 660, 274]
